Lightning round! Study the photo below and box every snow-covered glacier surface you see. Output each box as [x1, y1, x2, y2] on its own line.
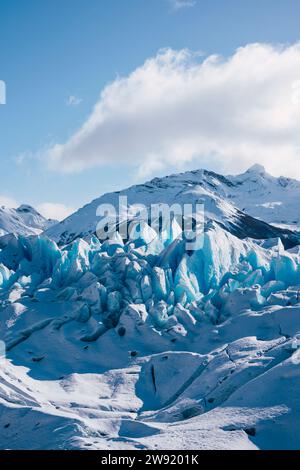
[1, 167, 300, 450]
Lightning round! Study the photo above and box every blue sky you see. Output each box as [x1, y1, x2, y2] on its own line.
[1, 0, 300, 218]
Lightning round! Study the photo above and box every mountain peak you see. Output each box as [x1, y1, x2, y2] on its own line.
[246, 163, 266, 175]
[17, 204, 40, 214]
[0, 204, 56, 237]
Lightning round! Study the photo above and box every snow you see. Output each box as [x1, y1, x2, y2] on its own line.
[45, 166, 300, 246]
[0, 205, 56, 237]
[1, 166, 300, 450]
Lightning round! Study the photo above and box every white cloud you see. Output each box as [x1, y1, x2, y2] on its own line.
[168, 0, 196, 11]
[0, 196, 17, 208]
[37, 203, 75, 221]
[66, 95, 82, 107]
[47, 43, 300, 179]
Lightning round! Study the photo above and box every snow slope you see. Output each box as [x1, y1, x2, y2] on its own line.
[227, 164, 300, 227]
[1, 213, 300, 449]
[0, 204, 56, 237]
[45, 165, 300, 247]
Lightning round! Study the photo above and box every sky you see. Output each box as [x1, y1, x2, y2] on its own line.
[1, 0, 300, 219]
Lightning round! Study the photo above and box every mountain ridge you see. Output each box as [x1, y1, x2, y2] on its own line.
[45, 165, 300, 247]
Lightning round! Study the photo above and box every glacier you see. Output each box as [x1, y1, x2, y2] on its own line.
[1, 166, 300, 450]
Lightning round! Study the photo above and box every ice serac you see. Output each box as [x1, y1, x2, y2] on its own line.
[0, 263, 11, 287]
[2, 221, 300, 333]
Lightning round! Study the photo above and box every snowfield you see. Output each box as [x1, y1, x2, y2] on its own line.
[1, 166, 300, 450]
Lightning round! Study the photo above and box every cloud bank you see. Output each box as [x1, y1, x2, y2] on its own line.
[47, 43, 300, 178]
[37, 203, 75, 221]
[0, 196, 17, 208]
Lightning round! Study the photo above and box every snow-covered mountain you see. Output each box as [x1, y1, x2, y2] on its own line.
[0, 204, 56, 237]
[46, 165, 300, 247]
[1, 165, 300, 450]
[225, 164, 300, 227]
